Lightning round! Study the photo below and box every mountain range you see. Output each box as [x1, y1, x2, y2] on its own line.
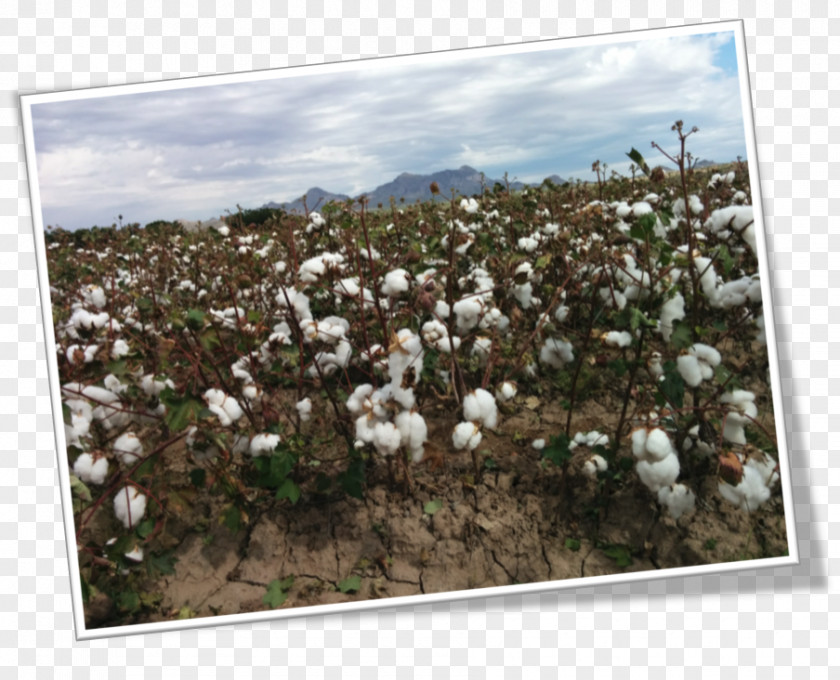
[261, 165, 568, 214]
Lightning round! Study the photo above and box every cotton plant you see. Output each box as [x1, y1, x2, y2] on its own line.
[718, 446, 779, 513]
[631, 427, 694, 519]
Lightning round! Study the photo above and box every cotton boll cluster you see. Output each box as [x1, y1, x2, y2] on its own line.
[73, 452, 109, 485]
[66, 344, 99, 365]
[381, 268, 411, 297]
[452, 297, 485, 335]
[569, 430, 609, 450]
[719, 390, 757, 445]
[113, 432, 144, 466]
[657, 483, 696, 520]
[495, 381, 517, 403]
[113, 486, 147, 529]
[582, 454, 608, 480]
[658, 293, 685, 343]
[305, 211, 326, 233]
[298, 252, 345, 284]
[704, 205, 756, 256]
[471, 337, 492, 366]
[672, 194, 704, 218]
[717, 447, 777, 513]
[62, 382, 130, 431]
[631, 427, 687, 513]
[296, 398, 312, 422]
[249, 433, 280, 457]
[462, 389, 498, 429]
[421, 319, 461, 353]
[395, 410, 428, 462]
[452, 421, 482, 451]
[601, 330, 632, 348]
[540, 338, 574, 369]
[82, 284, 107, 309]
[460, 197, 479, 214]
[676, 343, 721, 387]
[204, 388, 244, 427]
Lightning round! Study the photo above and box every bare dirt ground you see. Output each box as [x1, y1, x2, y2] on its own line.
[81, 381, 788, 629]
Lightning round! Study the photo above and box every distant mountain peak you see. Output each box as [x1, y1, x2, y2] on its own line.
[261, 165, 567, 214]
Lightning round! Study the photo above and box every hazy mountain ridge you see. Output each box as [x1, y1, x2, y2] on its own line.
[262, 165, 569, 215]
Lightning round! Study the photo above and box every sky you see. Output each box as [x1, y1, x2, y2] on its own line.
[29, 29, 748, 230]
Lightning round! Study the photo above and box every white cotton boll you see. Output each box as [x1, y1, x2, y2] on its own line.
[296, 398, 312, 422]
[471, 337, 492, 366]
[554, 304, 570, 322]
[631, 201, 653, 217]
[755, 314, 766, 345]
[83, 284, 107, 309]
[463, 388, 498, 429]
[517, 236, 539, 253]
[583, 454, 608, 479]
[110, 338, 130, 359]
[124, 545, 144, 562]
[693, 256, 719, 301]
[453, 298, 484, 334]
[66, 344, 99, 365]
[722, 418, 746, 446]
[141, 374, 174, 397]
[540, 338, 574, 369]
[496, 381, 517, 403]
[114, 432, 143, 466]
[659, 293, 685, 343]
[355, 415, 376, 444]
[732, 190, 748, 204]
[217, 225, 230, 237]
[395, 410, 427, 462]
[113, 486, 147, 529]
[434, 299, 450, 319]
[452, 421, 482, 451]
[381, 268, 411, 297]
[532, 438, 546, 450]
[657, 483, 696, 520]
[636, 453, 680, 493]
[73, 453, 109, 485]
[644, 428, 674, 461]
[677, 354, 703, 388]
[746, 452, 779, 487]
[249, 433, 280, 457]
[372, 421, 402, 457]
[602, 330, 632, 348]
[204, 388, 225, 407]
[460, 197, 479, 214]
[718, 465, 770, 512]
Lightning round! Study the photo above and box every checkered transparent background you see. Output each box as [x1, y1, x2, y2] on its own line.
[2, 0, 838, 674]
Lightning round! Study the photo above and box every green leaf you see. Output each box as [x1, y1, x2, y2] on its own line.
[117, 590, 140, 613]
[69, 474, 92, 503]
[423, 499, 443, 515]
[669, 321, 693, 350]
[542, 433, 573, 467]
[221, 504, 242, 533]
[659, 362, 685, 409]
[189, 468, 206, 488]
[146, 550, 178, 576]
[135, 517, 155, 539]
[338, 459, 365, 500]
[629, 212, 657, 241]
[262, 577, 293, 609]
[106, 359, 128, 376]
[338, 575, 362, 594]
[159, 390, 204, 433]
[607, 359, 627, 377]
[276, 478, 301, 504]
[565, 538, 581, 551]
[185, 309, 206, 331]
[603, 545, 633, 567]
[717, 243, 735, 277]
[626, 147, 651, 176]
